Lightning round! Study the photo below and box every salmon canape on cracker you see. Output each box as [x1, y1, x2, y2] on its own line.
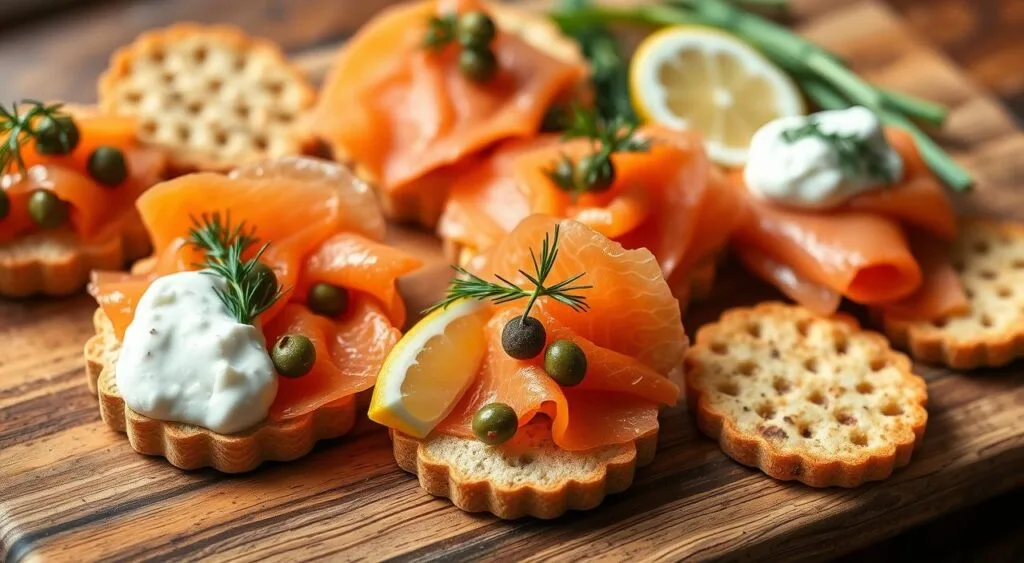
[309, 0, 589, 227]
[438, 109, 741, 308]
[0, 101, 166, 297]
[85, 156, 421, 473]
[369, 215, 686, 519]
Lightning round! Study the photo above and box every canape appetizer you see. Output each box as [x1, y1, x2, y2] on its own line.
[369, 215, 685, 519]
[85, 156, 420, 472]
[438, 107, 741, 307]
[0, 102, 165, 297]
[729, 106, 965, 321]
[100, 24, 317, 174]
[310, 0, 589, 227]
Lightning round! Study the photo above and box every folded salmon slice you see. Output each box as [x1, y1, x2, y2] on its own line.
[731, 128, 965, 319]
[88, 167, 421, 420]
[310, 0, 587, 199]
[264, 300, 401, 421]
[436, 216, 683, 450]
[0, 113, 165, 244]
[440, 126, 741, 300]
[436, 307, 676, 450]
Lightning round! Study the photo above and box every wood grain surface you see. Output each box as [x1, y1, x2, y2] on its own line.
[2, 1, 1024, 562]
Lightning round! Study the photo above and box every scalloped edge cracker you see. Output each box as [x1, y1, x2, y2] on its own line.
[685, 302, 927, 488]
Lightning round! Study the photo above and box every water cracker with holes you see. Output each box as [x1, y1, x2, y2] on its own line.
[684, 303, 927, 488]
[99, 23, 317, 173]
[879, 219, 1024, 369]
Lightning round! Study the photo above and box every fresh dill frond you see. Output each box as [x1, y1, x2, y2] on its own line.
[781, 119, 897, 184]
[188, 212, 283, 325]
[0, 100, 78, 175]
[425, 224, 592, 320]
[560, 104, 650, 154]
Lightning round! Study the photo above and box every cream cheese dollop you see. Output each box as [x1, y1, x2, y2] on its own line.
[743, 106, 903, 209]
[115, 271, 278, 434]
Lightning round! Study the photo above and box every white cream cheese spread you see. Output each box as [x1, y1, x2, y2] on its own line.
[743, 106, 903, 209]
[115, 271, 278, 434]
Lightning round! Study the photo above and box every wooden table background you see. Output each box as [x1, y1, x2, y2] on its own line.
[1, 0, 1024, 561]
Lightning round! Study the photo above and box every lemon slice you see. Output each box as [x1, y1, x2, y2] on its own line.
[368, 299, 490, 438]
[630, 26, 805, 167]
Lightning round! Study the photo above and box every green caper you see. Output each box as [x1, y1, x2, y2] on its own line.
[27, 190, 69, 229]
[472, 402, 518, 445]
[456, 11, 496, 49]
[544, 339, 588, 386]
[87, 146, 128, 187]
[34, 115, 80, 155]
[271, 334, 316, 378]
[501, 315, 546, 359]
[245, 262, 279, 310]
[458, 47, 498, 83]
[307, 282, 349, 318]
[0, 190, 9, 221]
[574, 153, 616, 192]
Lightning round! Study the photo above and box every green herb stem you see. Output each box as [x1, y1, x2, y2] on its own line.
[880, 89, 947, 127]
[553, 0, 968, 190]
[426, 225, 592, 318]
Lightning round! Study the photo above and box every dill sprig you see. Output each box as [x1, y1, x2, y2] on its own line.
[0, 100, 77, 175]
[543, 105, 649, 195]
[560, 104, 649, 153]
[781, 119, 897, 183]
[426, 225, 592, 321]
[188, 212, 283, 325]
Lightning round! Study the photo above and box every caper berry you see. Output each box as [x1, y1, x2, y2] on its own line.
[501, 315, 546, 359]
[87, 146, 128, 187]
[574, 153, 616, 192]
[472, 402, 518, 445]
[543, 339, 587, 386]
[271, 334, 316, 378]
[307, 282, 349, 318]
[27, 190, 69, 229]
[34, 115, 80, 155]
[459, 47, 498, 83]
[245, 262, 279, 310]
[456, 11, 496, 49]
[0, 190, 9, 221]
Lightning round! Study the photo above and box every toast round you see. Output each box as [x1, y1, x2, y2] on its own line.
[685, 303, 928, 488]
[0, 215, 151, 298]
[392, 419, 657, 519]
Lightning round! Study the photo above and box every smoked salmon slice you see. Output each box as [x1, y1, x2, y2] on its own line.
[436, 215, 683, 450]
[310, 0, 588, 204]
[730, 128, 965, 319]
[89, 160, 421, 420]
[440, 126, 741, 305]
[0, 112, 165, 244]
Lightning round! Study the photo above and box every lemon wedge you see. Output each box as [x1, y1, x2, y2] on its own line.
[630, 25, 804, 167]
[369, 299, 490, 438]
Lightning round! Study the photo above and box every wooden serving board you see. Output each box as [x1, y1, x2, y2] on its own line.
[2, 1, 1024, 561]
